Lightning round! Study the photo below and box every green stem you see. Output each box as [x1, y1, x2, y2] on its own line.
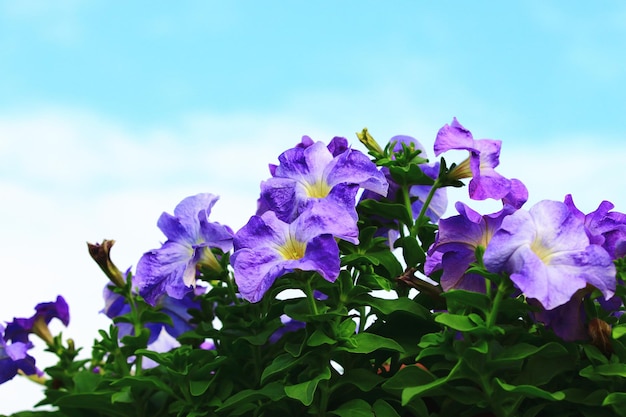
[486, 281, 507, 328]
[226, 271, 241, 305]
[304, 275, 319, 316]
[415, 179, 441, 231]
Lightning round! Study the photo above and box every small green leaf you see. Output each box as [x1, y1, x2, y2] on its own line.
[435, 313, 478, 332]
[494, 378, 564, 401]
[329, 399, 374, 417]
[284, 367, 331, 406]
[189, 379, 212, 396]
[339, 333, 404, 354]
[372, 399, 401, 417]
[261, 353, 302, 384]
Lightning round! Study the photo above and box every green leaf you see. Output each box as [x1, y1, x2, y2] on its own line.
[372, 399, 401, 417]
[401, 361, 462, 405]
[394, 236, 423, 268]
[613, 324, 626, 339]
[358, 295, 430, 319]
[329, 399, 374, 417]
[189, 379, 212, 396]
[441, 289, 490, 313]
[308, 328, 337, 347]
[358, 199, 413, 226]
[333, 368, 384, 392]
[112, 375, 176, 396]
[493, 342, 568, 363]
[217, 382, 285, 412]
[284, 367, 331, 406]
[494, 378, 565, 401]
[339, 333, 404, 354]
[261, 353, 302, 384]
[435, 313, 479, 332]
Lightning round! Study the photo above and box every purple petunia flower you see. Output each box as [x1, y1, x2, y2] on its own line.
[425, 180, 528, 292]
[434, 118, 511, 201]
[102, 278, 204, 345]
[258, 140, 388, 223]
[134, 193, 234, 306]
[425, 202, 509, 292]
[232, 200, 358, 303]
[0, 324, 39, 384]
[483, 200, 616, 310]
[565, 194, 626, 260]
[4, 296, 70, 346]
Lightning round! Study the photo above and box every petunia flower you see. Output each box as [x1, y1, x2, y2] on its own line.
[483, 200, 616, 310]
[564, 194, 626, 260]
[425, 202, 508, 292]
[4, 296, 70, 346]
[232, 200, 358, 303]
[434, 117, 511, 201]
[134, 193, 234, 306]
[258, 140, 388, 223]
[102, 277, 204, 345]
[0, 324, 39, 384]
[425, 180, 528, 292]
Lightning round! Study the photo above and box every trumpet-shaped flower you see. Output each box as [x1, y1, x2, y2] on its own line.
[434, 118, 511, 201]
[103, 279, 204, 344]
[565, 194, 626, 260]
[0, 324, 38, 384]
[135, 193, 233, 306]
[258, 140, 388, 222]
[483, 200, 616, 310]
[425, 179, 528, 291]
[233, 200, 358, 303]
[4, 296, 70, 345]
[425, 202, 508, 292]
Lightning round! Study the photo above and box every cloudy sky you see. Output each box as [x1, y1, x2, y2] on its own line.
[1, 1, 625, 412]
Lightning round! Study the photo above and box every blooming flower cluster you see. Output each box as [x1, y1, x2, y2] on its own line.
[232, 137, 388, 302]
[4, 118, 626, 417]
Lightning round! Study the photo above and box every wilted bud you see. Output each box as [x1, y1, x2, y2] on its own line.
[87, 240, 126, 288]
[356, 128, 384, 155]
[588, 318, 612, 355]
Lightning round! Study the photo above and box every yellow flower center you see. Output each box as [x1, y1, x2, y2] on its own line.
[448, 157, 472, 180]
[276, 236, 307, 260]
[530, 238, 554, 264]
[302, 179, 331, 198]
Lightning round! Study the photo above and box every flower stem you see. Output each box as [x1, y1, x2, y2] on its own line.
[304, 275, 319, 316]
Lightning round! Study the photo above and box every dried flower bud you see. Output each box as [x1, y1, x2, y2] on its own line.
[588, 318, 612, 355]
[87, 239, 126, 288]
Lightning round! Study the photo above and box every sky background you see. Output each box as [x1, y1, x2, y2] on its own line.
[1, 1, 626, 412]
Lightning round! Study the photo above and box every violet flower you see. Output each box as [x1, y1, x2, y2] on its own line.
[425, 179, 528, 292]
[483, 200, 616, 310]
[0, 324, 39, 384]
[434, 118, 511, 201]
[134, 193, 234, 306]
[232, 200, 359, 303]
[102, 280, 204, 345]
[258, 140, 388, 222]
[565, 194, 626, 260]
[4, 296, 70, 346]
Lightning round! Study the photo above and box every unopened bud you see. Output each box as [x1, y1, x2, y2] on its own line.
[356, 128, 384, 155]
[87, 240, 126, 288]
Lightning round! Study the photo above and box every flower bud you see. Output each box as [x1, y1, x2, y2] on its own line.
[356, 128, 384, 155]
[87, 240, 126, 288]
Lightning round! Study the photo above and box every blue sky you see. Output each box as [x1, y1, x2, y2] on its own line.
[1, 1, 625, 412]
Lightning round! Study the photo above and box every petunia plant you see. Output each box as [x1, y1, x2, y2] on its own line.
[3, 119, 626, 417]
